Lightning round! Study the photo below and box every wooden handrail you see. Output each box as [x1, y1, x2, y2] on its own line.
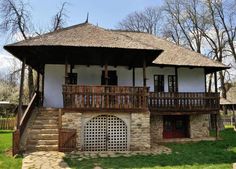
[19, 92, 37, 136]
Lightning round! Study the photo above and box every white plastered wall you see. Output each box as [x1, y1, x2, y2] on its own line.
[43, 64, 205, 108]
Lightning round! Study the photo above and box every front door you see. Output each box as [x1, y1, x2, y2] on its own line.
[83, 115, 128, 151]
[101, 71, 118, 85]
[163, 115, 189, 139]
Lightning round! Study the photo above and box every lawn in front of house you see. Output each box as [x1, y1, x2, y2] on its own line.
[65, 128, 236, 169]
[0, 130, 22, 169]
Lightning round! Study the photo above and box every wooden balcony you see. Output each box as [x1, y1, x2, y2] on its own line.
[62, 85, 149, 112]
[62, 85, 220, 114]
[149, 92, 220, 114]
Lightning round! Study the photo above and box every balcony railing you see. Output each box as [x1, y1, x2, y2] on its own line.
[63, 85, 220, 113]
[63, 85, 149, 111]
[149, 92, 220, 113]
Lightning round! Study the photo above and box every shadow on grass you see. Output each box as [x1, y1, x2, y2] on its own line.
[0, 130, 13, 134]
[64, 129, 236, 169]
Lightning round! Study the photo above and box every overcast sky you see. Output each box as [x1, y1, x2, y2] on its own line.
[0, 0, 162, 74]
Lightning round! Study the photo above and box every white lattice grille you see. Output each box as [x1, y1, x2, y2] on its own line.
[107, 115, 128, 151]
[84, 115, 107, 151]
[83, 115, 128, 151]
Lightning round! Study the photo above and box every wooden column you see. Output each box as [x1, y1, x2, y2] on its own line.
[214, 72, 219, 139]
[175, 67, 178, 92]
[104, 63, 108, 85]
[65, 58, 68, 84]
[36, 68, 40, 106]
[132, 67, 135, 87]
[214, 72, 218, 93]
[143, 57, 146, 87]
[41, 65, 45, 105]
[17, 56, 26, 129]
[215, 113, 219, 139]
[36, 69, 40, 94]
[204, 69, 207, 92]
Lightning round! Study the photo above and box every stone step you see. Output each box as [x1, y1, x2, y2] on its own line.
[29, 133, 58, 140]
[33, 119, 58, 125]
[29, 129, 58, 134]
[37, 113, 59, 117]
[31, 124, 58, 129]
[27, 139, 58, 145]
[35, 116, 58, 120]
[27, 144, 58, 151]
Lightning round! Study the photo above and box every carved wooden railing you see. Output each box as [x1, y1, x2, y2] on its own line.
[13, 92, 38, 155]
[62, 85, 149, 111]
[149, 92, 220, 113]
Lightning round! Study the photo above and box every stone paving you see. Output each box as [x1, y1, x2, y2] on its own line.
[22, 151, 70, 169]
[66, 145, 172, 160]
[21, 145, 171, 169]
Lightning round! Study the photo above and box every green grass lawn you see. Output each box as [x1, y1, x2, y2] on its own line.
[65, 128, 236, 169]
[0, 130, 22, 169]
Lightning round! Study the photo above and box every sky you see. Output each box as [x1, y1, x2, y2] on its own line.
[0, 0, 163, 74]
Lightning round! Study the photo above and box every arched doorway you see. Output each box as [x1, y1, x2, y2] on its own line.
[83, 115, 128, 151]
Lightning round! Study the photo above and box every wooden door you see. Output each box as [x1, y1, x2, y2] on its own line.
[163, 115, 189, 139]
[101, 71, 118, 85]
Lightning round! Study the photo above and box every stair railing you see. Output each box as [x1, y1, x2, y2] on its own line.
[13, 92, 38, 155]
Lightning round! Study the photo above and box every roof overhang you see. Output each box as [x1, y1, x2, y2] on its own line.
[4, 45, 163, 72]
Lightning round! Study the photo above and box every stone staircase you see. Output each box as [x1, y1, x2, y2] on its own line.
[26, 109, 59, 151]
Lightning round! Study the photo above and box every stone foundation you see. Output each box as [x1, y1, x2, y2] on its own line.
[62, 111, 151, 151]
[190, 114, 209, 138]
[130, 112, 151, 151]
[62, 112, 82, 150]
[150, 115, 163, 144]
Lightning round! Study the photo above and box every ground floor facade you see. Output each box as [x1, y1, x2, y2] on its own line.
[61, 111, 210, 151]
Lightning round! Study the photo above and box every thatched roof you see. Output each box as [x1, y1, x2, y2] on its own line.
[4, 22, 229, 73]
[5, 23, 159, 50]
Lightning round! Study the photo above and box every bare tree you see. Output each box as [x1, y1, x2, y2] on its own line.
[163, 0, 210, 53]
[0, 0, 34, 102]
[117, 7, 163, 35]
[51, 2, 68, 31]
[0, 0, 68, 102]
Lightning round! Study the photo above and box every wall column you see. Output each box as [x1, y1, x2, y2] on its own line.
[17, 56, 26, 129]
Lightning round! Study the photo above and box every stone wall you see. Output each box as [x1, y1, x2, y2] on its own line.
[190, 114, 209, 138]
[62, 111, 151, 151]
[130, 112, 151, 151]
[62, 112, 82, 150]
[150, 115, 163, 144]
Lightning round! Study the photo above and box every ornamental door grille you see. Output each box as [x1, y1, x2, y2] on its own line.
[84, 115, 128, 151]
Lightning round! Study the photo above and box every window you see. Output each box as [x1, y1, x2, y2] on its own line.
[66, 73, 77, 84]
[168, 75, 177, 92]
[154, 75, 164, 92]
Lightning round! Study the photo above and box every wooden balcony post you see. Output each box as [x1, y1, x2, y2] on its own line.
[104, 63, 108, 85]
[17, 56, 26, 129]
[132, 67, 135, 87]
[175, 67, 178, 92]
[65, 57, 68, 84]
[214, 72, 218, 93]
[143, 57, 146, 87]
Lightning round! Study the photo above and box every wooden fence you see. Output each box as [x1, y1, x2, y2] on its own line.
[0, 118, 16, 130]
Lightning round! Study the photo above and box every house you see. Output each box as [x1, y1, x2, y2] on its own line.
[4, 22, 229, 154]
